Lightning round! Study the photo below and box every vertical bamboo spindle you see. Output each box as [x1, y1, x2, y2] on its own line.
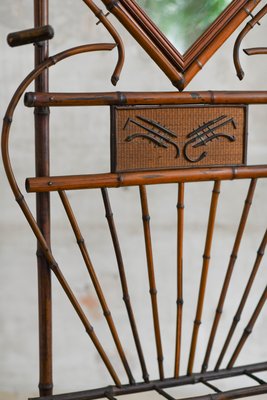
[227, 285, 267, 369]
[216, 228, 267, 370]
[202, 179, 257, 372]
[58, 190, 134, 384]
[187, 181, 221, 375]
[174, 183, 185, 378]
[34, 0, 52, 396]
[101, 188, 149, 383]
[139, 185, 164, 380]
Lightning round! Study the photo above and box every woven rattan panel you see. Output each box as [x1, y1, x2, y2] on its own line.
[111, 105, 247, 172]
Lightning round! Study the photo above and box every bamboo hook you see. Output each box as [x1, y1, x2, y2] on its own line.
[82, 0, 125, 85]
[233, 4, 267, 80]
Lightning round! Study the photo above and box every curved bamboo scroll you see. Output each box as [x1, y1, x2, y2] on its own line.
[1, 43, 123, 387]
[82, 0, 125, 85]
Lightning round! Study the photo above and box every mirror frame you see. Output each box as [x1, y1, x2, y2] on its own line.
[101, 0, 261, 90]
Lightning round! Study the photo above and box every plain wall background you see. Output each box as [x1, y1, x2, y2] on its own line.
[0, 1, 266, 399]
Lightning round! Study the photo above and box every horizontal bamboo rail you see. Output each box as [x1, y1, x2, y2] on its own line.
[26, 165, 267, 193]
[29, 362, 267, 400]
[24, 91, 267, 107]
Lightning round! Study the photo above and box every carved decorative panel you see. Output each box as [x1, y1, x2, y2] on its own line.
[111, 105, 248, 172]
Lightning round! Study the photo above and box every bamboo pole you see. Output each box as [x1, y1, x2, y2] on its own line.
[139, 185, 164, 380]
[34, 1, 52, 395]
[187, 181, 221, 375]
[25, 165, 267, 193]
[216, 228, 267, 370]
[24, 90, 267, 107]
[101, 188, 149, 382]
[227, 285, 267, 369]
[174, 183, 184, 378]
[201, 178, 257, 372]
[58, 190, 134, 384]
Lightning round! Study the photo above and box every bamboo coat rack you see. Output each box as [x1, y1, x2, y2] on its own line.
[2, 1, 267, 399]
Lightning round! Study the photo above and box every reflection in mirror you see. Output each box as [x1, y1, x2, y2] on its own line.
[137, 0, 232, 54]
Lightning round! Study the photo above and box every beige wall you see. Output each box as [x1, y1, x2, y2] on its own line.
[0, 1, 266, 399]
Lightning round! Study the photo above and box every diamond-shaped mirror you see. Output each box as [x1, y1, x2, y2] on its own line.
[101, 0, 261, 90]
[136, 0, 232, 54]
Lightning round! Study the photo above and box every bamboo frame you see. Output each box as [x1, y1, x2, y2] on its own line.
[24, 91, 267, 107]
[34, 1, 52, 396]
[2, 1, 267, 398]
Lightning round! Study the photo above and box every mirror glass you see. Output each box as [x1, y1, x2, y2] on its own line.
[136, 0, 233, 54]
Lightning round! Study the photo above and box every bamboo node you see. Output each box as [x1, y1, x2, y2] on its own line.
[234, 315, 241, 323]
[86, 326, 94, 333]
[34, 107, 50, 116]
[104, 310, 112, 317]
[105, 211, 113, 219]
[157, 356, 164, 362]
[231, 167, 238, 180]
[257, 249, 265, 256]
[245, 327, 253, 335]
[203, 254, 211, 260]
[143, 215, 150, 222]
[117, 91, 127, 105]
[176, 299, 184, 306]
[50, 55, 57, 65]
[77, 238, 85, 245]
[15, 194, 24, 203]
[122, 294, 130, 302]
[117, 174, 124, 185]
[3, 115, 12, 124]
[230, 253, 238, 260]
[216, 308, 223, 315]
[202, 364, 208, 372]
[176, 203, 185, 209]
[208, 90, 215, 104]
[150, 288, 157, 295]
[194, 319, 202, 326]
[245, 199, 253, 206]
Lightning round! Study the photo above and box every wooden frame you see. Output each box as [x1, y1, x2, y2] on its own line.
[101, 0, 262, 89]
